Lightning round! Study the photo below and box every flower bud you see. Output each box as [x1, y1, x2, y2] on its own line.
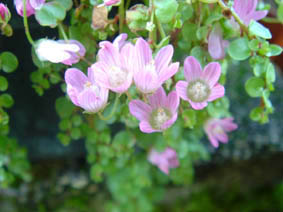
[0, 3, 11, 23]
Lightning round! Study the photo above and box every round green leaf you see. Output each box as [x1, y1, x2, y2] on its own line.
[248, 20, 272, 39]
[70, 128, 81, 140]
[228, 37, 251, 61]
[0, 94, 14, 108]
[0, 76, 8, 91]
[154, 0, 178, 23]
[0, 52, 18, 73]
[55, 97, 75, 118]
[265, 44, 282, 57]
[245, 77, 265, 97]
[35, 2, 66, 27]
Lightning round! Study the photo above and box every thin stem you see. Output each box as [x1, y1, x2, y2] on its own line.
[262, 17, 282, 24]
[58, 22, 68, 41]
[156, 16, 166, 40]
[217, 0, 249, 34]
[126, 0, 131, 10]
[119, 0, 125, 33]
[98, 94, 120, 121]
[148, 0, 155, 43]
[23, 0, 34, 46]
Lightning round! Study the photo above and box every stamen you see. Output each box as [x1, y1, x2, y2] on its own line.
[108, 66, 128, 87]
[187, 80, 210, 102]
[150, 107, 171, 130]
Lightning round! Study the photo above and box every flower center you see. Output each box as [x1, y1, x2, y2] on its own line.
[187, 80, 210, 102]
[150, 107, 171, 130]
[108, 66, 128, 87]
[213, 125, 224, 135]
[84, 81, 100, 98]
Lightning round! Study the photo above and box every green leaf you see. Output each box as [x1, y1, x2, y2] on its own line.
[35, 2, 66, 27]
[70, 128, 81, 140]
[266, 62, 275, 84]
[57, 133, 71, 146]
[265, 44, 282, 57]
[248, 20, 272, 39]
[0, 76, 8, 91]
[154, 0, 178, 23]
[249, 107, 263, 121]
[277, 4, 283, 23]
[245, 77, 265, 97]
[55, 97, 75, 118]
[0, 52, 18, 73]
[199, 0, 218, 3]
[228, 37, 251, 60]
[182, 109, 196, 128]
[0, 94, 14, 108]
[54, 0, 73, 11]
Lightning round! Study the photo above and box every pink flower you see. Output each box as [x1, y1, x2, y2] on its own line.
[208, 25, 229, 60]
[90, 34, 134, 93]
[129, 87, 179, 133]
[64, 68, 109, 113]
[233, 0, 268, 26]
[0, 3, 11, 22]
[133, 38, 179, 94]
[148, 147, 179, 175]
[35, 39, 86, 65]
[176, 56, 224, 110]
[204, 117, 238, 148]
[104, 0, 121, 6]
[14, 0, 45, 17]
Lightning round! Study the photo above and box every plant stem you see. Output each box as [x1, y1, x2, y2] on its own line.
[217, 0, 249, 34]
[156, 16, 166, 40]
[23, 0, 34, 46]
[262, 17, 282, 24]
[98, 94, 120, 121]
[126, 0, 131, 10]
[58, 22, 68, 41]
[119, 0, 125, 33]
[148, 0, 155, 43]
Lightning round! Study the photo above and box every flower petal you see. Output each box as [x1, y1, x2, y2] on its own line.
[249, 10, 268, 22]
[189, 100, 208, 110]
[135, 38, 152, 71]
[98, 42, 121, 67]
[158, 62, 179, 84]
[176, 81, 189, 101]
[113, 33, 127, 50]
[207, 133, 219, 148]
[78, 88, 104, 113]
[65, 68, 88, 92]
[140, 121, 157, 133]
[207, 83, 225, 102]
[129, 100, 151, 121]
[208, 26, 226, 60]
[165, 91, 179, 112]
[90, 62, 112, 89]
[161, 112, 178, 130]
[184, 56, 202, 82]
[202, 62, 221, 88]
[221, 118, 238, 131]
[148, 87, 167, 108]
[155, 45, 173, 73]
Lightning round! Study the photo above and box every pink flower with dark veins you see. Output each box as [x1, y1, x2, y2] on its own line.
[176, 56, 224, 110]
[133, 37, 179, 94]
[35, 39, 86, 66]
[14, 0, 45, 17]
[0, 3, 11, 22]
[208, 25, 229, 60]
[90, 33, 134, 94]
[204, 117, 238, 148]
[129, 87, 179, 133]
[233, 0, 268, 26]
[148, 147, 179, 175]
[65, 68, 109, 113]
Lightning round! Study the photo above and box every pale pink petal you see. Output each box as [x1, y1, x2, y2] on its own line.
[207, 84, 225, 102]
[14, 0, 35, 17]
[161, 112, 178, 130]
[66, 85, 80, 106]
[140, 121, 157, 133]
[184, 56, 202, 82]
[176, 81, 189, 101]
[202, 62, 221, 88]
[158, 62, 179, 84]
[165, 91, 179, 112]
[207, 133, 219, 148]
[104, 0, 120, 6]
[90, 62, 112, 89]
[158, 164, 169, 175]
[135, 38, 152, 71]
[65, 68, 88, 92]
[98, 42, 121, 67]
[30, 0, 45, 9]
[249, 10, 268, 22]
[129, 100, 151, 121]
[189, 100, 208, 110]
[121, 43, 135, 72]
[208, 26, 226, 60]
[134, 67, 159, 94]
[78, 89, 100, 113]
[113, 33, 127, 50]
[155, 45, 174, 73]
[221, 118, 238, 131]
[148, 87, 166, 108]
[214, 132, 229, 143]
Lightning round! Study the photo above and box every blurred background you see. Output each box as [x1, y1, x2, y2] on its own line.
[0, 0, 283, 211]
